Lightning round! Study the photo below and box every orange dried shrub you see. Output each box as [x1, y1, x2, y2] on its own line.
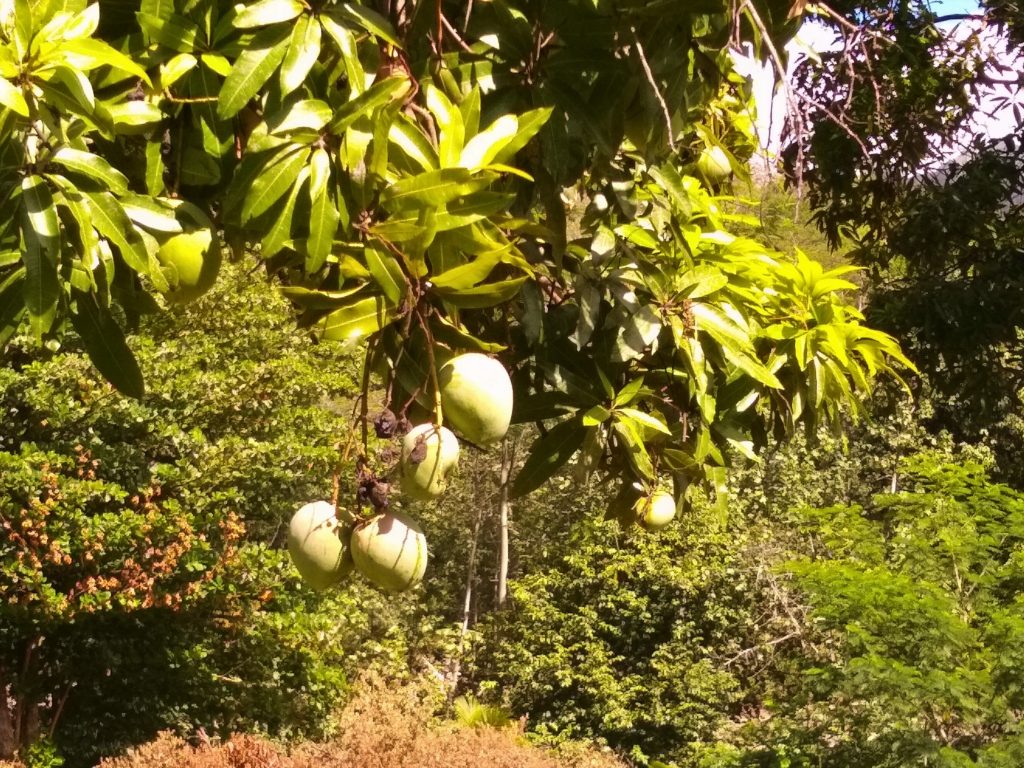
[99, 677, 626, 768]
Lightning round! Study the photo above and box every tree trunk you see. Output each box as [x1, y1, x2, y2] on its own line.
[496, 436, 513, 609]
[0, 668, 15, 759]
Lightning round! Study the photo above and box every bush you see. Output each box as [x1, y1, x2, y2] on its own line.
[0, 260, 443, 765]
[97, 677, 626, 768]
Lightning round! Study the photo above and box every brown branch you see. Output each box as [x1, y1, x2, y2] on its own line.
[631, 27, 676, 153]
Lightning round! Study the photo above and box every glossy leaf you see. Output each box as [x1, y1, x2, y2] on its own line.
[511, 418, 587, 498]
[71, 292, 145, 399]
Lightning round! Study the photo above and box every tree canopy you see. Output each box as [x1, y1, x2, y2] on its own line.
[0, 0, 912, 510]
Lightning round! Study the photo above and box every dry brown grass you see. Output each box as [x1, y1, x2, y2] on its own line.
[97, 677, 626, 768]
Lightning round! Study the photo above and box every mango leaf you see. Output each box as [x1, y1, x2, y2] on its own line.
[120, 194, 183, 233]
[582, 404, 612, 426]
[613, 377, 646, 406]
[108, 101, 164, 131]
[433, 276, 527, 308]
[217, 27, 290, 118]
[280, 14, 320, 92]
[612, 304, 662, 362]
[241, 147, 308, 222]
[327, 75, 409, 135]
[321, 294, 394, 344]
[336, 2, 399, 46]
[389, 116, 438, 171]
[82, 190, 150, 276]
[613, 418, 655, 479]
[0, 76, 28, 116]
[137, 12, 199, 51]
[71, 291, 144, 399]
[364, 243, 406, 306]
[381, 168, 497, 209]
[425, 84, 464, 167]
[511, 418, 587, 498]
[234, 0, 304, 28]
[0, 268, 26, 347]
[280, 284, 367, 309]
[617, 407, 671, 435]
[460, 114, 518, 168]
[306, 147, 337, 273]
[430, 314, 506, 354]
[268, 99, 332, 134]
[261, 165, 309, 259]
[20, 176, 61, 338]
[60, 39, 151, 83]
[494, 107, 552, 161]
[429, 246, 509, 290]
[511, 390, 576, 423]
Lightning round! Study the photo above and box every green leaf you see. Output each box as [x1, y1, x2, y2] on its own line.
[336, 2, 399, 46]
[0, 76, 28, 116]
[321, 294, 394, 344]
[320, 15, 365, 92]
[217, 27, 290, 118]
[430, 313, 506, 354]
[429, 246, 508, 290]
[268, 99, 332, 134]
[305, 147, 337, 273]
[433, 276, 527, 309]
[617, 407, 671, 435]
[71, 291, 145, 399]
[136, 12, 199, 51]
[119, 194, 183, 233]
[0, 268, 26, 347]
[612, 305, 662, 363]
[241, 147, 309, 223]
[613, 377, 646, 407]
[425, 84, 463, 167]
[381, 168, 496, 209]
[107, 101, 164, 131]
[234, 0, 304, 28]
[511, 418, 587, 498]
[460, 114, 519, 168]
[260, 165, 309, 259]
[327, 75, 409, 135]
[612, 418, 655, 480]
[51, 147, 129, 195]
[364, 243, 405, 306]
[280, 13, 320, 92]
[511, 391, 576, 423]
[20, 175, 61, 338]
[493, 107, 551, 161]
[60, 39, 151, 83]
[280, 283, 366, 309]
[582, 404, 612, 426]
[82, 190, 150, 276]
[389, 115, 437, 171]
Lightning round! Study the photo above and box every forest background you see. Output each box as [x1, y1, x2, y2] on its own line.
[2, 0, 1024, 766]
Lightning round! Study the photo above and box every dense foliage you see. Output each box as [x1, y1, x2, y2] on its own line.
[0, 0, 912, 515]
[0, 262, 445, 764]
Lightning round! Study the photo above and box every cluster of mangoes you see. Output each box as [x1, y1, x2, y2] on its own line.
[287, 353, 513, 593]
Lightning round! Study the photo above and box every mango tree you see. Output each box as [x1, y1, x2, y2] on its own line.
[0, 0, 912, 518]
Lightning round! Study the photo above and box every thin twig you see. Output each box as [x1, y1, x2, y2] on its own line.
[441, 14, 475, 54]
[631, 26, 676, 152]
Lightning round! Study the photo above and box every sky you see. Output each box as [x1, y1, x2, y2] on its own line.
[733, 4, 1021, 170]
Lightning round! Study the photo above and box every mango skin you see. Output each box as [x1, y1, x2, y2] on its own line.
[401, 423, 460, 501]
[351, 512, 428, 593]
[287, 501, 352, 590]
[697, 146, 732, 182]
[638, 490, 677, 531]
[157, 230, 221, 303]
[439, 353, 513, 445]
